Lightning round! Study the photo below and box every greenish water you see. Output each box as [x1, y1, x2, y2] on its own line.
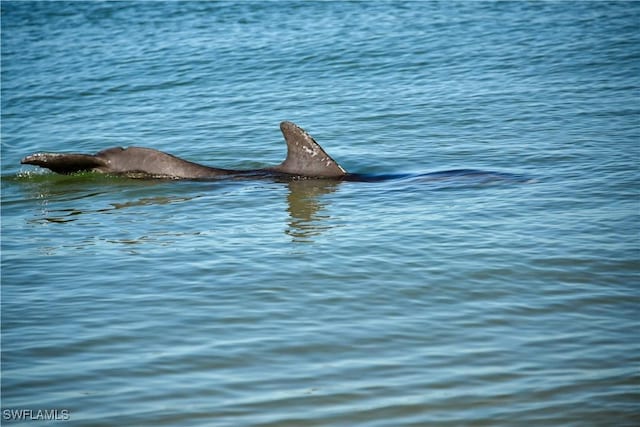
[2, 2, 639, 426]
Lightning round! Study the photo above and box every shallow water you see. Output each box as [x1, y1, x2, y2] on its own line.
[2, 1, 639, 426]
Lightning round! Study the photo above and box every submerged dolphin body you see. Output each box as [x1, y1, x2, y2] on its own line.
[21, 121, 346, 180]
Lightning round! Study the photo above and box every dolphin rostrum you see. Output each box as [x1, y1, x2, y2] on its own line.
[21, 121, 347, 180]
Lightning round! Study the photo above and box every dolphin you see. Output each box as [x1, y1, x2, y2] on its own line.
[21, 121, 523, 184]
[21, 121, 347, 180]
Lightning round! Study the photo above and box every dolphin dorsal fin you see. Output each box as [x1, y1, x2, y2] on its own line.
[274, 121, 347, 178]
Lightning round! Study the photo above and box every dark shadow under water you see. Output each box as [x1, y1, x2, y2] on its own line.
[343, 169, 530, 183]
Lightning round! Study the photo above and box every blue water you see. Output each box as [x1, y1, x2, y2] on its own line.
[2, 1, 639, 426]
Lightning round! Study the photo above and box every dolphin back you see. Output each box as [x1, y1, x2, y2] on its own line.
[20, 121, 348, 179]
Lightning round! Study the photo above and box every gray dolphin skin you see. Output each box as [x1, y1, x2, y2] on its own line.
[21, 121, 347, 180]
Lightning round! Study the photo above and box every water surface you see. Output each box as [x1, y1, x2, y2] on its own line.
[2, 2, 639, 426]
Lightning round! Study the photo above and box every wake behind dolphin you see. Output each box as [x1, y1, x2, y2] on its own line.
[21, 121, 523, 183]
